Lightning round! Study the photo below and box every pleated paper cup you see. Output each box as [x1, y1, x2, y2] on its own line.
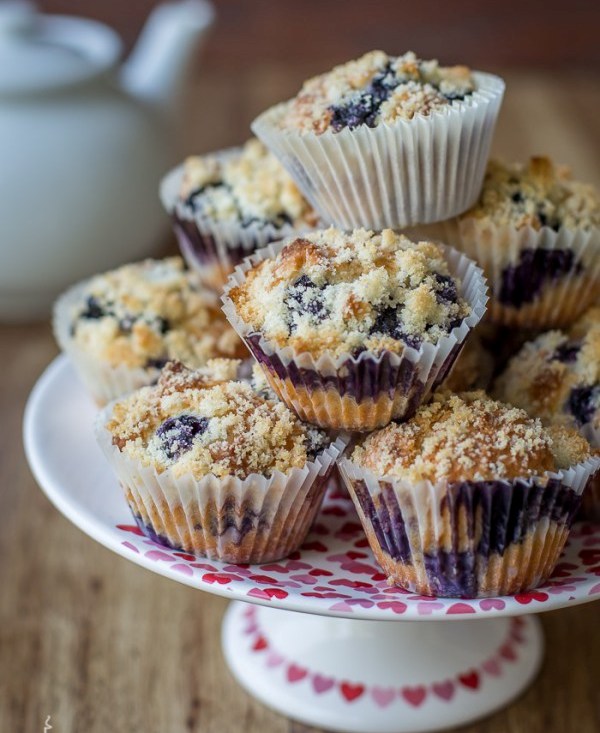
[580, 425, 600, 521]
[221, 240, 488, 432]
[435, 217, 600, 329]
[53, 279, 191, 406]
[96, 406, 348, 564]
[160, 148, 316, 292]
[251, 72, 504, 230]
[339, 455, 599, 598]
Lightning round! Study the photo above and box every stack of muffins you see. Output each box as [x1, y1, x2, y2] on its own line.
[55, 50, 600, 597]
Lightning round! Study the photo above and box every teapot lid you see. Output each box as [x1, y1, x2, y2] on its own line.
[0, 1, 122, 94]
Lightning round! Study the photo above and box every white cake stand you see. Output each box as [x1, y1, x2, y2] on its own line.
[24, 357, 600, 733]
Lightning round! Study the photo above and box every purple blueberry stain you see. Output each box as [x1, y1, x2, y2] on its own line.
[499, 247, 581, 308]
[434, 273, 458, 305]
[80, 295, 106, 320]
[156, 414, 209, 461]
[568, 385, 599, 426]
[370, 306, 423, 350]
[552, 340, 581, 364]
[285, 275, 328, 332]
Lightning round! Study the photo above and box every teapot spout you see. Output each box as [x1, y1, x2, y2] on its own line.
[121, 0, 214, 114]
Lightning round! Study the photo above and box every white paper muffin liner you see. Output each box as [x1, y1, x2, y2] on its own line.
[251, 72, 504, 230]
[160, 147, 317, 291]
[96, 404, 348, 563]
[580, 424, 600, 521]
[53, 279, 192, 406]
[221, 238, 488, 431]
[433, 217, 600, 329]
[338, 454, 600, 598]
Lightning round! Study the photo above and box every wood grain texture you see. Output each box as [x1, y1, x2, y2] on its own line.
[1, 71, 599, 733]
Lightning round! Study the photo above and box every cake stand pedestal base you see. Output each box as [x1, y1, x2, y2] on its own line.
[222, 601, 543, 733]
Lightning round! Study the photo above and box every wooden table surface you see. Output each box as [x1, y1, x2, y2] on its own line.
[1, 70, 599, 733]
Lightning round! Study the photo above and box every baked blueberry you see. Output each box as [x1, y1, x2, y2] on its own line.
[156, 414, 209, 461]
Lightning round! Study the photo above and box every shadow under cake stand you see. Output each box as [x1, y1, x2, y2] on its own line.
[24, 356, 600, 733]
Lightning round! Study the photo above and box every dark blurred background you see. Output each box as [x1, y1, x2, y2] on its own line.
[35, 0, 600, 163]
[38, 0, 600, 71]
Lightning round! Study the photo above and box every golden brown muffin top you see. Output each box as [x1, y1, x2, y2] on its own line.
[228, 228, 471, 358]
[351, 391, 590, 483]
[179, 138, 316, 228]
[494, 308, 600, 430]
[68, 257, 246, 369]
[464, 157, 600, 231]
[106, 361, 328, 480]
[278, 50, 475, 134]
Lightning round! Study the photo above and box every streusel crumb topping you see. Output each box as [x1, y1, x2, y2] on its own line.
[494, 307, 600, 430]
[351, 391, 589, 483]
[179, 138, 316, 228]
[106, 361, 328, 480]
[465, 157, 600, 231]
[229, 228, 471, 358]
[278, 50, 475, 134]
[70, 257, 246, 369]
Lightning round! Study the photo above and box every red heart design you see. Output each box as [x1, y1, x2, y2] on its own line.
[264, 588, 288, 599]
[116, 524, 145, 536]
[401, 686, 427, 706]
[458, 670, 480, 690]
[301, 541, 328, 552]
[252, 636, 268, 652]
[340, 682, 365, 702]
[514, 591, 549, 604]
[322, 506, 346, 516]
[376, 601, 407, 614]
[248, 574, 277, 584]
[287, 664, 308, 683]
[432, 680, 455, 701]
[174, 552, 196, 562]
[354, 538, 370, 548]
[202, 573, 232, 585]
[446, 602, 476, 615]
[500, 643, 517, 661]
[346, 551, 368, 559]
[309, 568, 333, 577]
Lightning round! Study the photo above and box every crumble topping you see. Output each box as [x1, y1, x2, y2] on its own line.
[69, 257, 246, 369]
[106, 361, 328, 480]
[351, 391, 590, 483]
[228, 228, 471, 358]
[465, 157, 600, 231]
[179, 138, 317, 228]
[278, 50, 475, 134]
[494, 307, 600, 430]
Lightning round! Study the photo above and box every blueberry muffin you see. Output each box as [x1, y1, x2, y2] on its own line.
[494, 307, 600, 519]
[277, 51, 476, 135]
[96, 361, 345, 563]
[446, 156, 600, 328]
[494, 319, 600, 433]
[339, 391, 595, 597]
[54, 257, 247, 405]
[252, 51, 504, 229]
[223, 227, 486, 430]
[161, 139, 318, 290]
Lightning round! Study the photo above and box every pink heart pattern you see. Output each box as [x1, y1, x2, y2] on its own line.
[240, 606, 533, 710]
[114, 485, 600, 620]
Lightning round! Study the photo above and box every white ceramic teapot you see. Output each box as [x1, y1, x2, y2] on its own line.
[0, 0, 214, 321]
